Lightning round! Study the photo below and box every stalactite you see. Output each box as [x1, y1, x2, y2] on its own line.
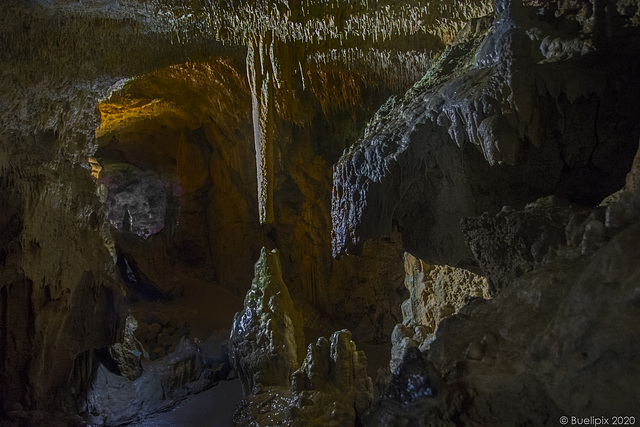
[247, 35, 275, 224]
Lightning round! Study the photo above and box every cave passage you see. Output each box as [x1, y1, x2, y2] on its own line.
[1, 0, 640, 426]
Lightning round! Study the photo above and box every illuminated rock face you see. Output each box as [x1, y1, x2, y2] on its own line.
[84, 334, 230, 425]
[99, 164, 176, 238]
[230, 249, 373, 426]
[332, 0, 640, 268]
[229, 248, 306, 395]
[401, 253, 489, 333]
[390, 253, 490, 372]
[0, 3, 242, 415]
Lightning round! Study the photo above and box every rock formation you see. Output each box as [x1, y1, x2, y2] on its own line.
[368, 189, 640, 424]
[229, 247, 306, 395]
[230, 248, 373, 426]
[359, 1, 640, 424]
[401, 253, 489, 334]
[234, 329, 374, 426]
[1, 0, 640, 425]
[390, 255, 489, 371]
[332, 0, 640, 268]
[84, 333, 232, 426]
[108, 315, 146, 381]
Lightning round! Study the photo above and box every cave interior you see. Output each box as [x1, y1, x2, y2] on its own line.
[1, 0, 640, 425]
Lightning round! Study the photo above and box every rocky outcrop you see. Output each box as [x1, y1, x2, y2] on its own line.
[332, 0, 640, 268]
[366, 134, 640, 425]
[83, 334, 232, 426]
[229, 248, 306, 395]
[401, 253, 489, 333]
[292, 330, 373, 416]
[390, 254, 489, 371]
[368, 200, 640, 425]
[230, 248, 373, 426]
[462, 162, 640, 291]
[370, 347, 447, 426]
[461, 196, 596, 292]
[233, 330, 373, 427]
[108, 315, 146, 381]
[233, 331, 373, 427]
[376, 219, 640, 425]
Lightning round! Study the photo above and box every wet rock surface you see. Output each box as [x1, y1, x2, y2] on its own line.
[233, 329, 374, 427]
[230, 248, 373, 426]
[229, 248, 306, 396]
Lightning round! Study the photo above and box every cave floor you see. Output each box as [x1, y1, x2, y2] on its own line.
[129, 378, 243, 427]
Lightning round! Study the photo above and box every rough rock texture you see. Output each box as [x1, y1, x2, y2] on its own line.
[99, 164, 173, 238]
[462, 195, 600, 292]
[95, 58, 261, 292]
[5, 0, 640, 425]
[233, 330, 373, 427]
[108, 315, 146, 381]
[401, 253, 489, 333]
[389, 254, 489, 372]
[0, 1, 238, 415]
[53, 0, 492, 353]
[332, 0, 640, 268]
[84, 335, 231, 426]
[366, 132, 640, 425]
[230, 249, 373, 426]
[368, 218, 640, 425]
[325, 234, 407, 344]
[292, 330, 373, 416]
[229, 248, 306, 396]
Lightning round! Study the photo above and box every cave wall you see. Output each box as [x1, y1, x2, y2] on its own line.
[0, 0, 497, 417]
[347, 1, 640, 424]
[0, 1, 239, 413]
[332, 0, 640, 269]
